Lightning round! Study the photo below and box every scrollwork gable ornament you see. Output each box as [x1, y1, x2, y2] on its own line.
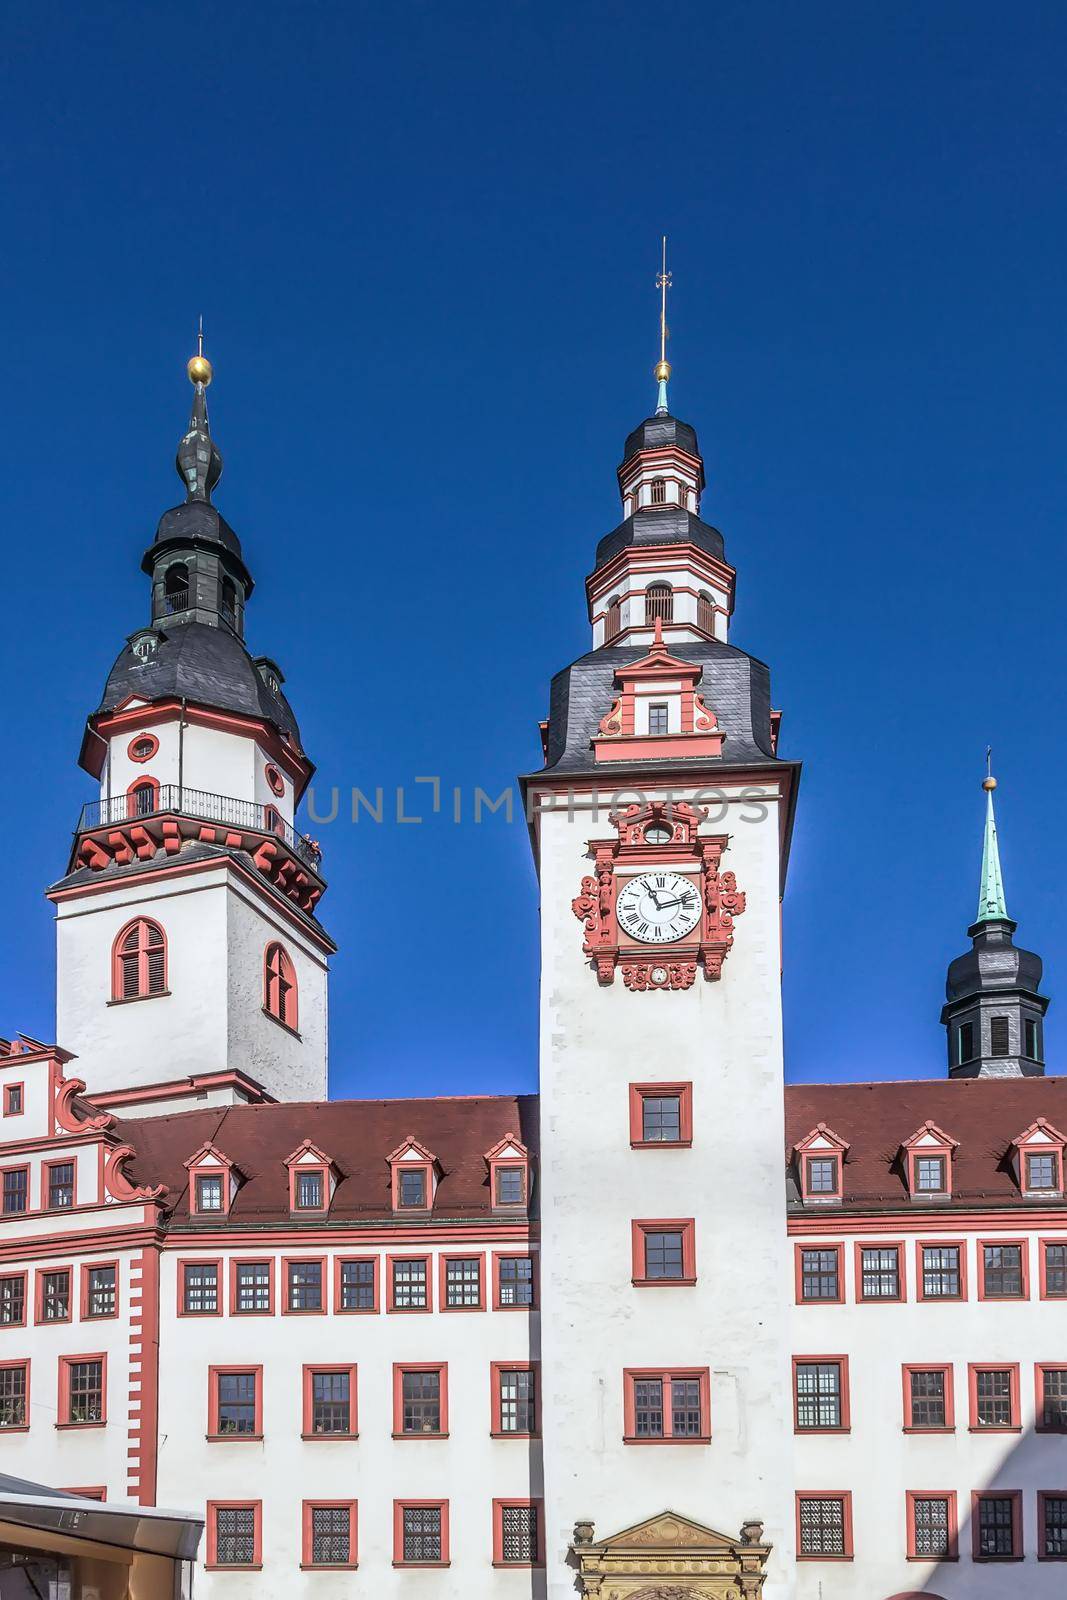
[569, 1511, 770, 1600]
[570, 801, 746, 989]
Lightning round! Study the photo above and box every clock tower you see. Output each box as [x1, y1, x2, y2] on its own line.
[524, 283, 800, 1596]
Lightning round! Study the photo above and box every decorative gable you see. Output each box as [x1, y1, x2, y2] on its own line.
[387, 1136, 440, 1213]
[184, 1141, 240, 1217]
[283, 1139, 337, 1215]
[1010, 1118, 1066, 1197]
[570, 1509, 771, 1600]
[900, 1121, 960, 1200]
[793, 1123, 850, 1203]
[593, 619, 725, 762]
[484, 1135, 533, 1209]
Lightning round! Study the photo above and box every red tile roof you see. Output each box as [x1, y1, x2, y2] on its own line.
[120, 1095, 537, 1223]
[785, 1077, 1067, 1210]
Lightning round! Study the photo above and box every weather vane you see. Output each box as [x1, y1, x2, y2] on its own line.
[655, 235, 672, 415]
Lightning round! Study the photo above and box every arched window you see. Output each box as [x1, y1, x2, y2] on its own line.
[264, 943, 298, 1031]
[126, 777, 160, 818]
[650, 478, 667, 505]
[164, 564, 190, 614]
[220, 576, 238, 628]
[605, 596, 622, 643]
[697, 592, 715, 636]
[645, 583, 673, 624]
[113, 919, 167, 1001]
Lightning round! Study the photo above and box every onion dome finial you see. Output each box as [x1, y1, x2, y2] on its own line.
[176, 319, 222, 502]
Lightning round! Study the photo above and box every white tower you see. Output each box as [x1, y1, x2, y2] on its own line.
[524, 269, 799, 1596]
[49, 341, 333, 1112]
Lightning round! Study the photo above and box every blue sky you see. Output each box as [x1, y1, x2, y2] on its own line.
[1, 0, 1065, 1096]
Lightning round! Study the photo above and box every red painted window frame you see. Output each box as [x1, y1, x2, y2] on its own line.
[628, 1081, 693, 1148]
[971, 1489, 1023, 1561]
[387, 1254, 432, 1313]
[44, 1158, 77, 1212]
[283, 1255, 326, 1315]
[177, 1257, 222, 1317]
[492, 1251, 539, 1310]
[110, 917, 167, 1002]
[207, 1364, 264, 1441]
[1040, 1237, 1067, 1299]
[334, 1255, 380, 1314]
[490, 1360, 541, 1439]
[0, 1270, 28, 1329]
[491, 1160, 529, 1209]
[57, 1353, 107, 1428]
[302, 1363, 358, 1439]
[795, 1490, 854, 1561]
[492, 1498, 545, 1567]
[301, 1500, 358, 1570]
[801, 1152, 842, 1202]
[229, 1258, 275, 1317]
[622, 1366, 711, 1444]
[967, 1362, 1022, 1433]
[854, 1239, 906, 1302]
[0, 1358, 30, 1432]
[977, 1238, 1030, 1300]
[264, 762, 286, 797]
[125, 775, 161, 819]
[915, 1238, 968, 1302]
[1035, 1363, 1067, 1434]
[631, 1219, 697, 1286]
[187, 1151, 234, 1218]
[439, 1251, 486, 1312]
[390, 1161, 434, 1214]
[1038, 1491, 1067, 1561]
[794, 1242, 845, 1305]
[791, 1354, 850, 1433]
[1, 1163, 30, 1215]
[1023, 1146, 1064, 1195]
[34, 1266, 72, 1325]
[901, 1363, 956, 1432]
[2, 1083, 24, 1117]
[905, 1489, 959, 1561]
[206, 1500, 262, 1571]
[392, 1362, 449, 1439]
[392, 1499, 450, 1567]
[61, 1486, 106, 1501]
[263, 942, 299, 1032]
[288, 1163, 329, 1215]
[79, 1260, 119, 1321]
[127, 732, 159, 763]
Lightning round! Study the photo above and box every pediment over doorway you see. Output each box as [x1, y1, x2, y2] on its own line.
[570, 1510, 771, 1599]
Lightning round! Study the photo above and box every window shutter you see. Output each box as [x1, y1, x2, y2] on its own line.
[990, 1016, 1011, 1056]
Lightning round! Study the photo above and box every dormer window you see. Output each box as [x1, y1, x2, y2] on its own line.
[398, 1169, 426, 1208]
[794, 1124, 848, 1204]
[485, 1137, 533, 1211]
[806, 1157, 839, 1196]
[284, 1141, 335, 1215]
[132, 633, 158, 662]
[388, 1139, 438, 1213]
[1027, 1153, 1058, 1191]
[649, 478, 666, 505]
[645, 583, 673, 624]
[185, 1143, 239, 1218]
[164, 563, 190, 615]
[196, 1175, 224, 1213]
[648, 703, 669, 737]
[901, 1122, 958, 1200]
[1012, 1120, 1066, 1198]
[295, 1170, 324, 1210]
[915, 1156, 947, 1193]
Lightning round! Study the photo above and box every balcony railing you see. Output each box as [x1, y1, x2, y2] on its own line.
[77, 785, 322, 871]
[164, 589, 190, 614]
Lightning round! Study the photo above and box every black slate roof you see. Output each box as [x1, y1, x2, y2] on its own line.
[95, 620, 303, 750]
[594, 507, 726, 572]
[534, 638, 786, 778]
[622, 413, 702, 467]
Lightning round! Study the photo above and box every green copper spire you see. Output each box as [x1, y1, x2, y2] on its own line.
[976, 753, 1008, 923]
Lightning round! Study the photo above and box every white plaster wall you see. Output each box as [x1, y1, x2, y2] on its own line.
[794, 1227, 1067, 1599]
[225, 880, 328, 1102]
[103, 722, 295, 825]
[154, 1242, 540, 1598]
[536, 783, 796, 1595]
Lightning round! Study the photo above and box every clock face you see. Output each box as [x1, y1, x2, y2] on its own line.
[616, 872, 702, 945]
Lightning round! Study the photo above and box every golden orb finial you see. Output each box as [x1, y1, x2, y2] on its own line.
[654, 359, 672, 383]
[983, 775, 997, 791]
[187, 353, 213, 386]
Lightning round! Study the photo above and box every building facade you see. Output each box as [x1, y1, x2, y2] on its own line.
[0, 340, 1065, 1600]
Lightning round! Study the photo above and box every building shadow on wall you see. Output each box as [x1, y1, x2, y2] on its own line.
[519, 1095, 548, 1600]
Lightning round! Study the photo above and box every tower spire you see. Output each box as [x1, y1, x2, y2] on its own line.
[976, 749, 1008, 923]
[177, 321, 222, 503]
[654, 236, 672, 415]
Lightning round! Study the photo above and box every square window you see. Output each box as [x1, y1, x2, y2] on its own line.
[919, 1243, 963, 1299]
[904, 1366, 952, 1430]
[798, 1246, 841, 1302]
[305, 1368, 354, 1436]
[391, 1257, 429, 1311]
[286, 1260, 323, 1312]
[974, 1493, 1020, 1559]
[337, 1258, 377, 1312]
[981, 1242, 1026, 1298]
[1041, 1493, 1067, 1560]
[630, 1083, 692, 1146]
[624, 1369, 709, 1442]
[494, 1167, 525, 1206]
[398, 1168, 427, 1209]
[195, 1174, 224, 1214]
[794, 1360, 846, 1431]
[47, 1163, 75, 1209]
[209, 1503, 260, 1569]
[494, 1366, 538, 1435]
[495, 1502, 541, 1565]
[1027, 1152, 1059, 1192]
[38, 1269, 70, 1324]
[0, 1275, 26, 1327]
[397, 1367, 445, 1435]
[496, 1254, 535, 1308]
[304, 1503, 356, 1568]
[62, 1358, 105, 1425]
[211, 1369, 261, 1437]
[396, 1502, 447, 1565]
[443, 1257, 482, 1309]
[648, 703, 669, 736]
[797, 1494, 851, 1558]
[83, 1265, 117, 1319]
[0, 1362, 28, 1429]
[970, 1365, 1018, 1430]
[915, 1155, 947, 1193]
[858, 1245, 901, 1300]
[233, 1261, 272, 1314]
[182, 1262, 219, 1315]
[805, 1157, 839, 1196]
[2, 1168, 28, 1215]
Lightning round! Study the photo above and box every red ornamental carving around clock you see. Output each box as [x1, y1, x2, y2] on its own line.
[570, 800, 746, 989]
